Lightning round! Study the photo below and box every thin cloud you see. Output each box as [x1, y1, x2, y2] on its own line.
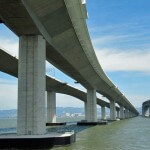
[92, 35, 129, 46]
[0, 81, 17, 109]
[127, 94, 150, 108]
[95, 48, 150, 72]
[0, 38, 18, 57]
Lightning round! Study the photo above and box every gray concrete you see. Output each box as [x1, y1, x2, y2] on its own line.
[17, 35, 46, 135]
[110, 100, 116, 120]
[101, 106, 106, 120]
[0, 132, 75, 148]
[0, 0, 138, 115]
[86, 89, 97, 122]
[0, 48, 121, 112]
[117, 110, 120, 118]
[84, 102, 87, 120]
[0, 48, 113, 110]
[120, 105, 124, 119]
[124, 109, 129, 119]
[47, 91, 56, 123]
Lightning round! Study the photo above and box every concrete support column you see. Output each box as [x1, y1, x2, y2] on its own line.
[127, 110, 130, 118]
[129, 111, 132, 118]
[101, 106, 106, 120]
[47, 91, 56, 123]
[84, 102, 87, 120]
[17, 35, 46, 135]
[86, 89, 97, 122]
[110, 100, 116, 120]
[117, 110, 120, 118]
[120, 105, 124, 119]
[125, 109, 129, 119]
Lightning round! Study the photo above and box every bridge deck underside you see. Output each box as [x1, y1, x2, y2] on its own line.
[0, 0, 137, 114]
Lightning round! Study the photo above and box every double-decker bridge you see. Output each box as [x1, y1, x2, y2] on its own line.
[0, 0, 138, 148]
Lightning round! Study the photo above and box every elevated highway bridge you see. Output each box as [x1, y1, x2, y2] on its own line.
[0, 0, 138, 135]
[0, 48, 121, 121]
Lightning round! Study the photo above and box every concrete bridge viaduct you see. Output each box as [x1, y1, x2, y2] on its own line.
[0, 0, 138, 135]
[0, 48, 122, 122]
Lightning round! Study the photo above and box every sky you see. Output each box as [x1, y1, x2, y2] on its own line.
[0, 0, 150, 109]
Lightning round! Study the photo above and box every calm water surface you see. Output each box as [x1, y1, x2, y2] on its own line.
[0, 117, 150, 150]
[52, 117, 150, 150]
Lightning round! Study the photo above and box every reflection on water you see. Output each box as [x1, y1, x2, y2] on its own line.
[0, 117, 150, 150]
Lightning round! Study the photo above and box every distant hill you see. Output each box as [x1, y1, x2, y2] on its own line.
[56, 107, 84, 116]
[0, 107, 85, 118]
[0, 107, 141, 118]
[0, 109, 17, 118]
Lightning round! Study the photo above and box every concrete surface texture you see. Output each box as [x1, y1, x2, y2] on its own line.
[120, 105, 125, 119]
[101, 106, 106, 120]
[110, 100, 116, 120]
[47, 91, 56, 123]
[86, 89, 97, 122]
[17, 35, 46, 135]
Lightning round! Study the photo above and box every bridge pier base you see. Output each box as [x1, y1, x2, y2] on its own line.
[47, 91, 56, 123]
[17, 35, 46, 135]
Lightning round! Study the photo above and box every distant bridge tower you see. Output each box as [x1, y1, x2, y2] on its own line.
[142, 100, 150, 117]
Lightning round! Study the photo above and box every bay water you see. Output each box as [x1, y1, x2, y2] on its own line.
[0, 117, 150, 150]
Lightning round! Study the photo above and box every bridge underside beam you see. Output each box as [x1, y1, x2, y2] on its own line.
[0, 18, 3, 23]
